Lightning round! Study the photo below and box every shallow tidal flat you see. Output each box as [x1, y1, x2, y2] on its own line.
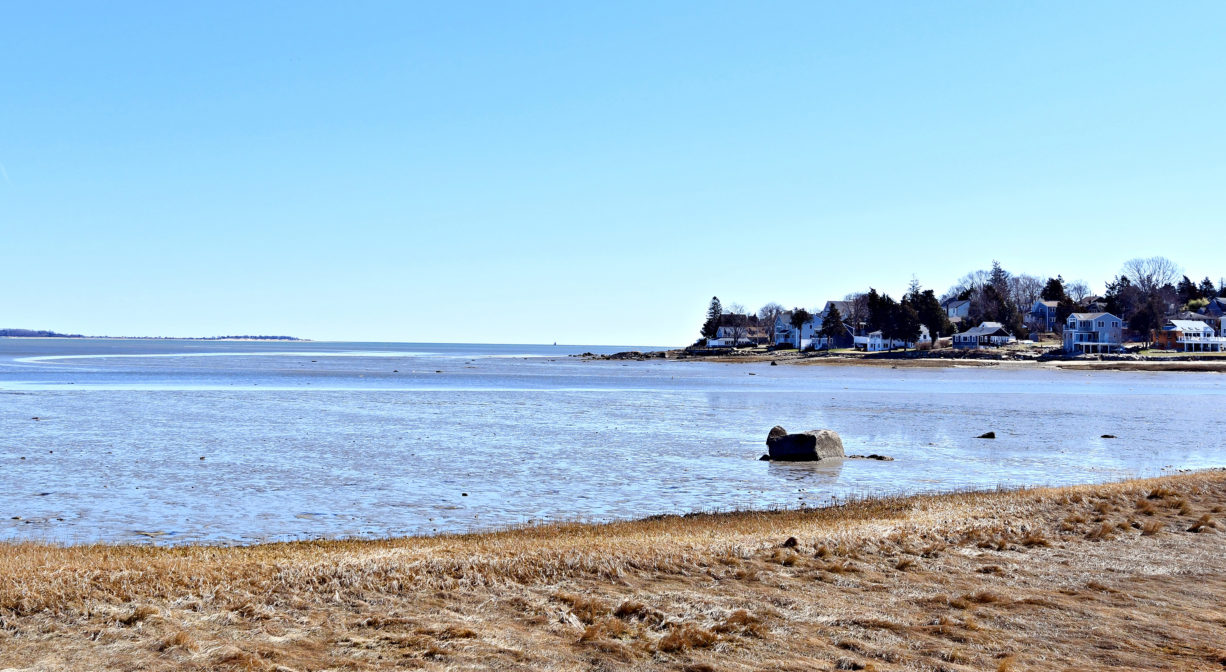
[5, 340, 1226, 546]
[2, 472, 1224, 671]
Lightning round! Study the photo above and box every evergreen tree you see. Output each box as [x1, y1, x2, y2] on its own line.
[1040, 276, 1067, 302]
[820, 305, 843, 354]
[989, 260, 1010, 294]
[701, 296, 722, 339]
[1177, 276, 1199, 305]
[789, 308, 813, 350]
[914, 289, 951, 338]
[1104, 276, 1140, 320]
[866, 289, 886, 332]
[894, 299, 923, 351]
[1129, 298, 1163, 348]
[1199, 277, 1217, 299]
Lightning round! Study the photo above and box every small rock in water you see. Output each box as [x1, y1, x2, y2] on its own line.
[759, 454, 771, 461]
[31, 417, 39, 420]
[462, 492, 468, 496]
[1101, 434, 1117, 439]
[770, 361, 778, 366]
[977, 431, 996, 439]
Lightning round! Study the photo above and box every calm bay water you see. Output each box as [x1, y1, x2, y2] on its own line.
[1, 338, 1223, 545]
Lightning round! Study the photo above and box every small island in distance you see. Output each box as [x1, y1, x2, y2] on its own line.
[0, 328, 305, 341]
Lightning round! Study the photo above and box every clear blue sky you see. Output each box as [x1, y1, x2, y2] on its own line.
[2, 2, 1223, 345]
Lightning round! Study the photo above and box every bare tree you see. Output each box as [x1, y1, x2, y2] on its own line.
[1066, 280, 1091, 304]
[843, 292, 869, 334]
[722, 304, 748, 347]
[1009, 274, 1044, 309]
[757, 302, 784, 346]
[942, 269, 991, 302]
[1122, 257, 1181, 296]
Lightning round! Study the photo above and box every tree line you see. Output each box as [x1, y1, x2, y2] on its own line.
[700, 256, 1221, 347]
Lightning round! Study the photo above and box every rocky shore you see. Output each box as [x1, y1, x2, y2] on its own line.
[3, 471, 1225, 671]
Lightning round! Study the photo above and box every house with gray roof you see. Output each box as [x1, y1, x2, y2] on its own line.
[1153, 319, 1226, 352]
[1062, 312, 1123, 354]
[952, 322, 1015, 349]
[773, 311, 818, 350]
[1026, 299, 1060, 333]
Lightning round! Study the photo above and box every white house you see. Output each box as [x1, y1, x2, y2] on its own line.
[1062, 312, 1124, 354]
[706, 325, 756, 348]
[855, 325, 931, 352]
[953, 322, 1016, 349]
[773, 312, 818, 350]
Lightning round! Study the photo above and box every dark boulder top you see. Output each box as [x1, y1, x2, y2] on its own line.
[765, 426, 845, 462]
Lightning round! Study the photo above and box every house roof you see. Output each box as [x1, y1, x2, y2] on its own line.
[821, 300, 854, 317]
[1070, 312, 1114, 320]
[1035, 300, 1059, 308]
[957, 322, 1012, 338]
[1168, 320, 1214, 332]
[942, 299, 970, 309]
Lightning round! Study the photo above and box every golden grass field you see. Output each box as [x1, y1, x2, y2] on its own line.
[2, 471, 1225, 671]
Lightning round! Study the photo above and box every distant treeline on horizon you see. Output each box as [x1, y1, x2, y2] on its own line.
[0, 329, 303, 341]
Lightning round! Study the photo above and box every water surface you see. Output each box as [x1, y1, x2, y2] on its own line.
[1, 338, 1222, 545]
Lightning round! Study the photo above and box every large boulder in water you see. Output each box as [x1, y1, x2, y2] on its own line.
[765, 426, 845, 461]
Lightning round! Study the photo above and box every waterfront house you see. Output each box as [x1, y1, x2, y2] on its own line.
[1152, 319, 1226, 352]
[1026, 300, 1060, 333]
[814, 300, 858, 349]
[855, 325, 931, 352]
[813, 323, 856, 350]
[773, 312, 818, 350]
[953, 322, 1016, 349]
[1062, 312, 1124, 354]
[706, 325, 756, 348]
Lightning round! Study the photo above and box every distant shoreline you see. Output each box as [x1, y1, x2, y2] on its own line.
[0, 332, 308, 341]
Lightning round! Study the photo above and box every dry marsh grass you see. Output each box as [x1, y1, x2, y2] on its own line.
[2, 472, 1226, 671]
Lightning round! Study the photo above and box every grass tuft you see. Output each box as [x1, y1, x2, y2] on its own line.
[657, 623, 717, 652]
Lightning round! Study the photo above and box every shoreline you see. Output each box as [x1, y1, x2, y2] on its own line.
[594, 348, 1226, 372]
[4, 471, 1224, 670]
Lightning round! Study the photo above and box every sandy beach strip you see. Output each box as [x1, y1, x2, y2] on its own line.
[2, 471, 1225, 671]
